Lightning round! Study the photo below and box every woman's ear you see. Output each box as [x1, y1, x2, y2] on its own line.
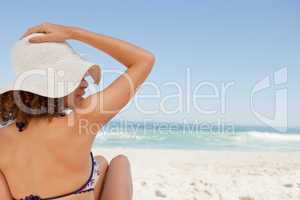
[87, 65, 101, 84]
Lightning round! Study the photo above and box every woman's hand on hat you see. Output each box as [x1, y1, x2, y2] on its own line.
[22, 22, 74, 43]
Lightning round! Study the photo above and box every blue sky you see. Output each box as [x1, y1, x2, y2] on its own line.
[0, 0, 299, 128]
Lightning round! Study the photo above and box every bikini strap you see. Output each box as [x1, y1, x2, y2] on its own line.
[44, 152, 95, 200]
[14, 152, 95, 200]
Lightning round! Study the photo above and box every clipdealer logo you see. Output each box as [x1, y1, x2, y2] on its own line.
[250, 67, 288, 132]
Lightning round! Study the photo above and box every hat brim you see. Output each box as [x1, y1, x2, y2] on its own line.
[0, 56, 100, 98]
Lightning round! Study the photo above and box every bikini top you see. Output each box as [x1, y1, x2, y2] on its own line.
[13, 152, 100, 200]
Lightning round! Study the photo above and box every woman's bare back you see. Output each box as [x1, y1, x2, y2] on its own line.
[0, 115, 95, 200]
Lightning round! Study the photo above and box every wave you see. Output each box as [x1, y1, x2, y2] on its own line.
[244, 131, 300, 142]
[96, 130, 300, 143]
[94, 129, 300, 151]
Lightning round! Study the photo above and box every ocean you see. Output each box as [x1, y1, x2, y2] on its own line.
[94, 120, 300, 151]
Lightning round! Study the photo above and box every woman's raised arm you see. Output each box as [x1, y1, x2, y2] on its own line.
[71, 27, 155, 132]
[22, 22, 155, 137]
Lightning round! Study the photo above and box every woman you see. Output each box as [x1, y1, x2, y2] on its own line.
[0, 23, 155, 200]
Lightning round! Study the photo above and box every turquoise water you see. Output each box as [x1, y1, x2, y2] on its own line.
[94, 120, 300, 152]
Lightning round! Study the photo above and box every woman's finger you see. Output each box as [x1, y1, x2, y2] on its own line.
[29, 35, 53, 43]
[21, 25, 46, 39]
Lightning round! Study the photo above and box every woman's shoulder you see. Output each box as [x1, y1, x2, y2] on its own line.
[0, 112, 93, 155]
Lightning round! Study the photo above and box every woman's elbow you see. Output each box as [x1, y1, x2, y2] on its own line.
[143, 51, 156, 68]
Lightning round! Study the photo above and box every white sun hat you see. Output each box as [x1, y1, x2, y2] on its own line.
[0, 33, 100, 98]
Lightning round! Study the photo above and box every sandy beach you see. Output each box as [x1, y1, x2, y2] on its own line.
[93, 148, 300, 200]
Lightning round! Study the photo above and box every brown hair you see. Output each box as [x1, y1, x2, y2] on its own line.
[0, 91, 67, 132]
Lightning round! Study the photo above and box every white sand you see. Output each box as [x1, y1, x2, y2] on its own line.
[93, 148, 300, 200]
